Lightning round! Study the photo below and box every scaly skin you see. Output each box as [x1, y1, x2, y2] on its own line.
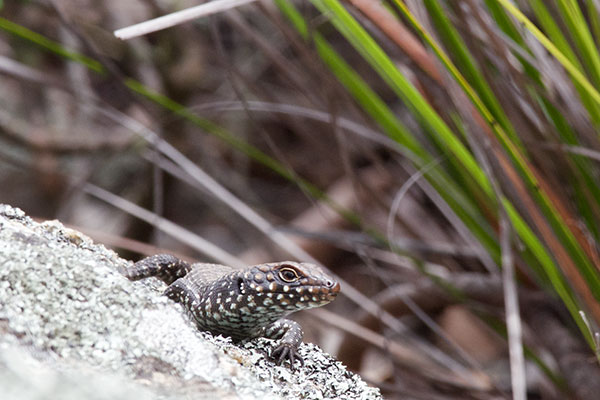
[124, 254, 340, 369]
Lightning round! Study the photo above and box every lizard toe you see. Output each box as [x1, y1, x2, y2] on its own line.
[271, 344, 303, 371]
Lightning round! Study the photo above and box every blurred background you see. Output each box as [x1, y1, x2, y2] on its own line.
[2, 0, 600, 398]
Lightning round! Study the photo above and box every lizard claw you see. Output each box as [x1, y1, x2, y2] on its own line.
[271, 344, 304, 370]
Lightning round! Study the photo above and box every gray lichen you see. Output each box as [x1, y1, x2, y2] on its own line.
[0, 204, 381, 400]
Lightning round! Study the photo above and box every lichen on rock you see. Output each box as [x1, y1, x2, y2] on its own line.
[0, 204, 381, 400]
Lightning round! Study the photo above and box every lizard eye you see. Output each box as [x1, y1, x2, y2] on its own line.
[279, 267, 299, 282]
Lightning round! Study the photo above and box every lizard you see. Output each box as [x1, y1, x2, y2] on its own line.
[124, 254, 340, 370]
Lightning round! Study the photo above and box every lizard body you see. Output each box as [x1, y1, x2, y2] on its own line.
[124, 254, 340, 369]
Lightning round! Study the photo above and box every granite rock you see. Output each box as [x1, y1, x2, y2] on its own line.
[0, 204, 380, 400]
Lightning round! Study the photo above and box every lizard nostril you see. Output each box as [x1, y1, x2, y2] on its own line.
[329, 281, 340, 293]
[325, 280, 339, 291]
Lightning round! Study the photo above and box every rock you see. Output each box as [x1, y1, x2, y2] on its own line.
[0, 204, 381, 400]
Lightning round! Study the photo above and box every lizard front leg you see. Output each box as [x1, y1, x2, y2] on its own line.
[257, 319, 305, 370]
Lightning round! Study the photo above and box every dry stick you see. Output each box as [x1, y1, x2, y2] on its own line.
[524, 32, 599, 145]
[452, 76, 527, 400]
[385, 159, 486, 371]
[191, 100, 401, 152]
[0, 58, 134, 154]
[145, 137, 472, 377]
[499, 204, 526, 400]
[114, 0, 259, 40]
[65, 224, 196, 262]
[335, 272, 529, 395]
[355, 0, 600, 327]
[82, 183, 245, 268]
[282, 171, 481, 262]
[398, 3, 527, 397]
[0, 55, 66, 89]
[224, 11, 317, 105]
[0, 108, 131, 153]
[423, 20, 526, 400]
[346, 0, 441, 83]
[283, 169, 367, 264]
[312, 308, 492, 391]
[462, 0, 546, 133]
[1, 51, 473, 377]
[336, 273, 555, 396]
[142, 146, 478, 379]
[386, 159, 443, 254]
[529, 310, 600, 400]
[421, 2, 600, 323]
[90, 104, 465, 369]
[347, 0, 500, 274]
[0, 56, 411, 346]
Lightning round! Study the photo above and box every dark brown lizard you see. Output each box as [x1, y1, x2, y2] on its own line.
[124, 254, 340, 369]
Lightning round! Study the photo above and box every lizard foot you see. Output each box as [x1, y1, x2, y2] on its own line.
[271, 343, 304, 371]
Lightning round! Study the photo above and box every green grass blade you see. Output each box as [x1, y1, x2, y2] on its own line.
[390, 0, 600, 304]
[0, 17, 337, 216]
[0, 17, 103, 72]
[503, 200, 593, 345]
[298, 0, 600, 330]
[539, 98, 600, 238]
[586, 0, 600, 46]
[275, 0, 500, 261]
[424, 0, 523, 148]
[497, 0, 600, 118]
[482, 0, 542, 83]
[529, 0, 600, 125]
[555, 0, 600, 88]
[311, 0, 494, 198]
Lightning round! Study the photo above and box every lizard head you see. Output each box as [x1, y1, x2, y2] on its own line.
[238, 261, 340, 313]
